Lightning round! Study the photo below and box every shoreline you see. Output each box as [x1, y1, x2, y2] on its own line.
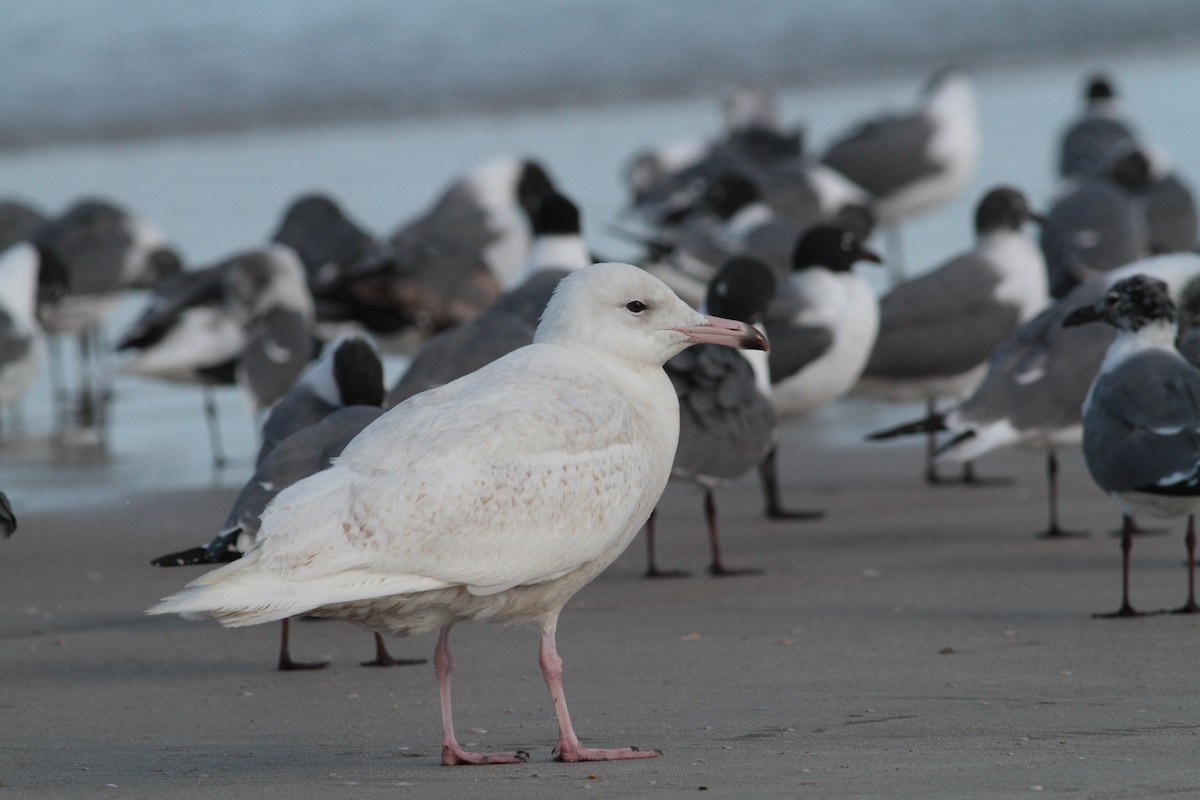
[2, 36, 1195, 157]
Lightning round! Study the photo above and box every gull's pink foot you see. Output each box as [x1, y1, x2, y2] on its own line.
[442, 744, 530, 766]
[553, 744, 662, 762]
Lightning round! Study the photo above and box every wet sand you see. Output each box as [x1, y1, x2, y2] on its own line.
[6, 417, 1200, 799]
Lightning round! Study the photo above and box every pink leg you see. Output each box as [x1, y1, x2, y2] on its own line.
[539, 621, 661, 762]
[435, 625, 529, 766]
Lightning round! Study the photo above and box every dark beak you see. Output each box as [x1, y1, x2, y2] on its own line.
[1062, 303, 1103, 327]
[854, 245, 884, 265]
[1028, 210, 1048, 226]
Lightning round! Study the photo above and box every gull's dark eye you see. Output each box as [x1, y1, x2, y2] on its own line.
[626, 300, 648, 313]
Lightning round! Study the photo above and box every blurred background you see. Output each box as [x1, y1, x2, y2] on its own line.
[5, 0, 1200, 149]
[4, 0, 1200, 508]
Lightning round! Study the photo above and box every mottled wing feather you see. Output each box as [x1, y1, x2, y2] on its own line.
[250, 346, 657, 592]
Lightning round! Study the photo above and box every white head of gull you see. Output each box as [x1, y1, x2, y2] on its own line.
[151, 262, 766, 765]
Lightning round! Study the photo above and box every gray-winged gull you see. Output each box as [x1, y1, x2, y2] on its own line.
[386, 188, 591, 406]
[257, 332, 384, 466]
[761, 224, 882, 517]
[645, 257, 784, 577]
[117, 245, 316, 467]
[821, 66, 979, 276]
[1058, 73, 1139, 180]
[151, 262, 767, 765]
[32, 198, 182, 438]
[867, 252, 1200, 537]
[1066, 274, 1200, 617]
[857, 187, 1048, 483]
[152, 333, 419, 669]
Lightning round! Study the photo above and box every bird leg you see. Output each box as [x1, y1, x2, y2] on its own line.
[883, 224, 906, 285]
[361, 631, 426, 667]
[643, 509, 689, 578]
[539, 620, 661, 762]
[705, 489, 764, 577]
[276, 618, 330, 671]
[1093, 515, 1146, 619]
[1037, 450, 1086, 538]
[202, 387, 228, 470]
[923, 399, 944, 484]
[957, 460, 1012, 487]
[436, 625, 529, 766]
[1171, 514, 1200, 614]
[757, 446, 824, 520]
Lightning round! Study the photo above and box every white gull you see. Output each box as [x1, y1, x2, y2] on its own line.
[151, 262, 767, 765]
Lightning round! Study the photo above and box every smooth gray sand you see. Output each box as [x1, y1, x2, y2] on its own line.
[5, 422, 1200, 799]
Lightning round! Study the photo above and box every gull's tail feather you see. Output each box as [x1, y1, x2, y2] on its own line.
[148, 555, 452, 627]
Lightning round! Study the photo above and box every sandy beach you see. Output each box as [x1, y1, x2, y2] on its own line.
[7, 414, 1200, 798]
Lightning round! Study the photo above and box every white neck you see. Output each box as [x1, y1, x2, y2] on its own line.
[1103, 320, 1179, 371]
[514, 234, 590, 285]
[0, 243, 40, 325]
[741, 326, 773, 397]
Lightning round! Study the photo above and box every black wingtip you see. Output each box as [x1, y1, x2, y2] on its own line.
[151, 546, 212, 567]
[865, 414, 947, 441]
[0, 491, 15, 538]
[934, 430, 977, 456]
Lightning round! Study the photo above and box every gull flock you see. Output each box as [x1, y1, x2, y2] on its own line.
[3, 69, 1200, 765]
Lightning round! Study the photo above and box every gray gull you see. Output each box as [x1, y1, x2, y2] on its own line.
[1058, 73, 1139, 180]
[1066, 274, 1200, 617]
[857, 186, 1047, 483]
[386, 188, 590, 406]
[645, 257, 787, 577]
[821, 66, 979, 276]
[32, 197, 182, 438]
[867, 252, 1200, 537]
[117, 245, 316, 467]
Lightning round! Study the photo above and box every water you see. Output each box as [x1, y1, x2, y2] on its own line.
[4, 0, 1199, 148]
[2, 11, 1200, 512]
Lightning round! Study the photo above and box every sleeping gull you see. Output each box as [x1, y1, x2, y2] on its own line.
[151, 262, 767, 765]
[268, 193, 398, 334]
[1057, 73, 1139, 180]
[1066, 274, 1200, 617]
[333, 157, 557, 342]
[1040, 148, 1151, 299]
[867, 252, 1200, 537]
[386, 188, 591, 406]
[257, 332, 384, 466]
[820, 66, 979, 277]
[856, 186, 1048, 483]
